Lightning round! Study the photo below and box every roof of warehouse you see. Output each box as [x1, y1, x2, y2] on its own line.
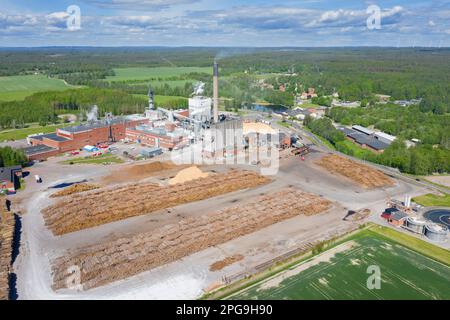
[41, 133, 69, 142]
[22, 145, 57, 156]
[60, 118, 129, 133]
[60, 122, 108, 133]
[390, 211, 408, 221]
[349, 133, 390, 150]
[338, 126, 358, 136]
[352, 125, 374, 135]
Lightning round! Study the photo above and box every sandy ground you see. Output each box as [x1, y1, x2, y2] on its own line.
[10, 142, 430, 300]
[424, 175, 450, 188]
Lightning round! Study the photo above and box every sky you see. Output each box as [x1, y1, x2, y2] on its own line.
[0, 0, 449, 47]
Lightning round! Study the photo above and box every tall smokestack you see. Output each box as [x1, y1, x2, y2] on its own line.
[213, 60, 219, 123]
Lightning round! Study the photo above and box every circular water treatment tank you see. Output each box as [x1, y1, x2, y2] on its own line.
[424, 223, 448, 242]
[406, 216, 427, 234]
[423, 209, 450, 229]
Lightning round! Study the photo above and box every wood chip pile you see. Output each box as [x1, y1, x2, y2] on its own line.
[0, 206, 14, 300]
[209, 254, 244, 272]
[43, 170, 270, 235]
[168, 166, 209, 185]
[317, 154, 394, 189]
[52, 188, 331, 290]
[50, 183, 100, 198]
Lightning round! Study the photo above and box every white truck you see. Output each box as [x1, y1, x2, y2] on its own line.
[34, 175, 42, 183]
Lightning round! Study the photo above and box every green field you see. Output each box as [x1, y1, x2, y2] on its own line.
[227, 226, 450, 300]
[0, 74, 75, 101]
[105, 67, 211, 82]
[413, 193, 450, 207]
[0, 122, 81, 141]
[60, 153, 124, 165]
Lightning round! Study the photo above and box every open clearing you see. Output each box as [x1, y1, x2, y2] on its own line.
[228, 227, 450, 300]
[105, 67, 211, 82]
[0, 75, 75, 101]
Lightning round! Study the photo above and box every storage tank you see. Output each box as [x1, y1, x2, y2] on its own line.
[406, 216, 426, 234]
[424, 223, 448, 242]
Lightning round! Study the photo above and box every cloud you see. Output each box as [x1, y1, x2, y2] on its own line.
[45, 12, 70, 30]
[85, 0, 199, 10]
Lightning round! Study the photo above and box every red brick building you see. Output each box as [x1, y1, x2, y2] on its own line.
[125, 125, 190, 150]
[24, 117, 148, 160]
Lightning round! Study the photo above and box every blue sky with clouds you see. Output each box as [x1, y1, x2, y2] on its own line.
[1, 0, 449, 47]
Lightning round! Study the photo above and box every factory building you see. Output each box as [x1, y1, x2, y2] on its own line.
[24, 115, 148, 160]
[338, 127, 389, 153]
[189, 96, 212, 123]
[203, 119, 244, 157]
[125, 124, 190, 150]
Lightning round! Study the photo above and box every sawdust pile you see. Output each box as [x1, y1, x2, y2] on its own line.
[169, 166, 209, 185]
[52, 188, 331, 290]
[317, 154, 394, 189]
[50, 183, 100, 198]
[102, 161, 186, 184]
[243, 122, 276, 135]
[43, 170, 270, 236]
[0, 205, 14, 300]
[209, 255, 244, 272]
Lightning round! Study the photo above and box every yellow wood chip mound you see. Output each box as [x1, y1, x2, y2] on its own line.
[169, 166, 209, 185]
[243, 122, 276, 135]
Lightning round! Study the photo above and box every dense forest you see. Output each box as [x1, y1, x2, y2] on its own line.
[0, 146, 27, 167]
[0, 88, 148, 128]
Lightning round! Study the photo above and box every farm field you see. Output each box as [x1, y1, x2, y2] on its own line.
[105, 66, 211, 82]
[0, 74, 75, 101]
[0, 122, 80, 141]
[228, 227, 450, 300]
[413, 193, 450, 207]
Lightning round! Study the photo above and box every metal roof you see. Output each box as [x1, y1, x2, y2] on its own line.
[349, 133, 389, 150]
[338, 127, 358, 136]
[374, 131, 396, 142]
[0, 166, 22, 182]
[352, 125, 374, 135]
[22, 145, 57, 156]
[40, 133, 69, 142]
[391, 211, 408, 221]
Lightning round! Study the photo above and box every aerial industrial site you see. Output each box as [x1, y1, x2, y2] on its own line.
[0, 59, 447, 301]
[0, 0, 449, 305]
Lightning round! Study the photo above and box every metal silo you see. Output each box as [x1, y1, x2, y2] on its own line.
[406, 216, 426, 234]
[424, 223, 448, 242]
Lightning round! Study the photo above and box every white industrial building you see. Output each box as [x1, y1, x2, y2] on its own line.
[189, 96, 212, 123]
[374, 131, 397, 144]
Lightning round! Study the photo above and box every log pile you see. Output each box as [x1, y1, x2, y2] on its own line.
[317, 154, 394, 189]
[43, 170, 270, 235]
[52, 188, 331, 290]
[50, 183, 100, 198]
[0, 204, 14, 300]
